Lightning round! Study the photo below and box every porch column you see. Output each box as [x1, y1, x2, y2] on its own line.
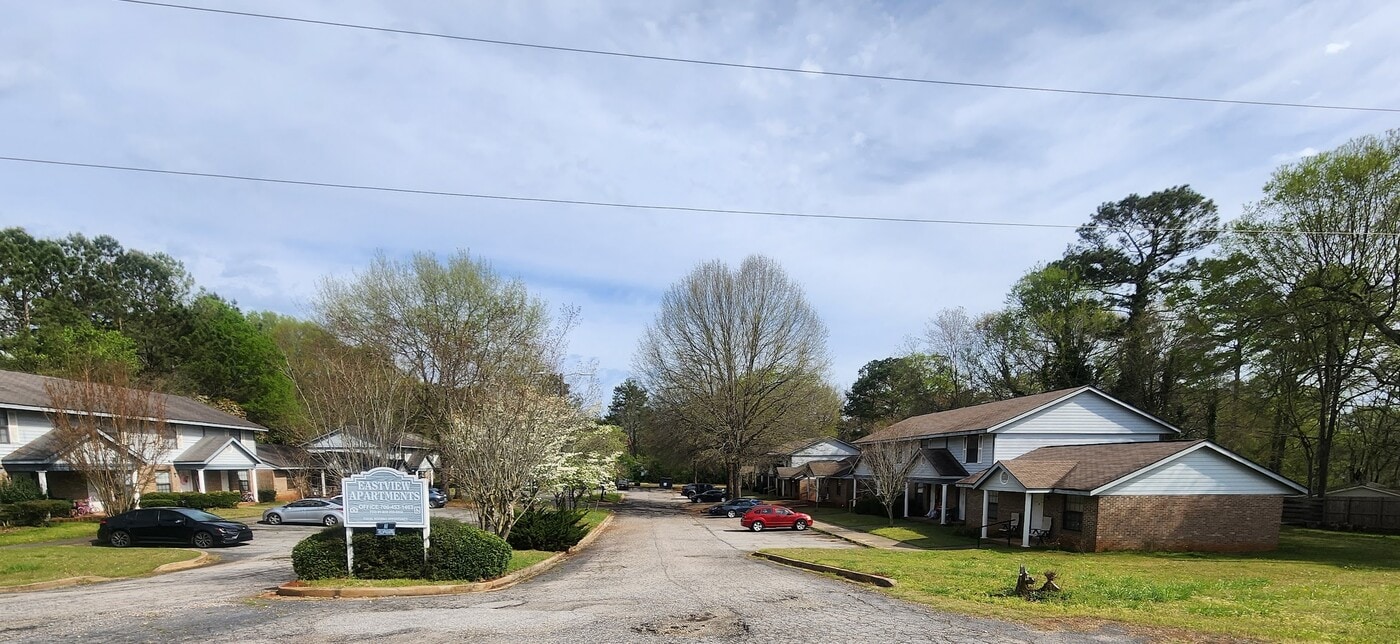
[197, 469, 207, 493]
[37, 470, 48, 496]
[940, 484, 950, 525]
[959, 488, 967, 520]
[320, 470, 327, 496]
[980, 491, 990, 538]
[249, 468, 259, 502]
[902, 480, 911, 518]
[132, 471, 141, 504]
[1022, 493, 1034, 548]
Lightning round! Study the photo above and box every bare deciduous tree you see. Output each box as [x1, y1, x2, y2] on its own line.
[635, 255, 838, 496]
[860, 439, 921, 526]
[45, 370, 170, 515]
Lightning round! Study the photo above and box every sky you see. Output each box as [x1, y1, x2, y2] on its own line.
[2, 0, 1398, 404]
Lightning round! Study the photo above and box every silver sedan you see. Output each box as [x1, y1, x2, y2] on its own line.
[262, 498, 344, 526]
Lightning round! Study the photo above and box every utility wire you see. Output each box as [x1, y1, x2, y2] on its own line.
[4, 154, 1396, 238]
[114, 0, 1399, 114]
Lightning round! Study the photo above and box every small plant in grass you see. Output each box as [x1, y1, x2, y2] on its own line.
[508, 509, 588, 551]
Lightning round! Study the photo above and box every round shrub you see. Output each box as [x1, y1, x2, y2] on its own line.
[351, 530, 426, 579]
[427, 517, 511, 582]
[291, 527, 348, 580]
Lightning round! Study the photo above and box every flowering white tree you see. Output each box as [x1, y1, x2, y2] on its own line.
[442, 385, 593, 539]
[545, 423, 624, 510]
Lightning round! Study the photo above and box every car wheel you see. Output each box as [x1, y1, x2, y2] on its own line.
[109, 529, 132, 548]
[726, 510, 737, 518]
[265, 513, 283, 525]
[323, 514, 340, 526]
[192, 531, 215, 548]
[794, 520, 808, 531]
[750, 521, 764, 532]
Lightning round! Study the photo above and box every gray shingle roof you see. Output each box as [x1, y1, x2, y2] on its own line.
[920, 448, 969, 478]
[856, 388, 1085, 444]
[172, 435, 261, 466]
[958, 440, 1204, 490]
[0, 369, 268, 432]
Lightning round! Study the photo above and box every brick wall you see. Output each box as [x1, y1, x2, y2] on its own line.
[1093, 495, 1284, 552]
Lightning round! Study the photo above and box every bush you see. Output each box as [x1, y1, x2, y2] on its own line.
[0, 477, 45, 503]
[139, 491, 242, 510]
[291, 527, 349, 580]
[853, 495, 899, 517]
[0, 499, 73, 526]
[258, 489, 277, 503]
[139, 493, 180, 507]
[352, 530, 427, 579]
[508, 508, 588, 551]
[428, 518, 511, 581]
[289, 517, 511, 582]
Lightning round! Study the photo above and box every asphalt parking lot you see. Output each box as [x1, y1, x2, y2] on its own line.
[0, 488, 1138, 643]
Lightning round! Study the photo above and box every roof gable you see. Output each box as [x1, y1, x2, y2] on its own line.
[855, 388, 1086, 443]
[174, 436, 263, 467]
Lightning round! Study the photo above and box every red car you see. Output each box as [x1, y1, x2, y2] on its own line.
[740, 505, 813, 532]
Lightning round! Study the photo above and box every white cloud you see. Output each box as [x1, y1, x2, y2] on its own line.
[1325, 41, 1351, 54]
[1271, 147, 1321, 163]
[2, 0, 1398, 404]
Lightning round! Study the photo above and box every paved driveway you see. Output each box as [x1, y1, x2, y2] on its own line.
[0, 489, 1138, 643]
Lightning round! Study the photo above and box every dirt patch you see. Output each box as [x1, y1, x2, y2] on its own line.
[633, 612, 748, 638]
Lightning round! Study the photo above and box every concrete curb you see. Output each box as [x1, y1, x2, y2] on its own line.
[809, 525, 875, 548]
[153, 550, 217, 573]
[276, 511, 616, 599]
[752, 552, 896, 588]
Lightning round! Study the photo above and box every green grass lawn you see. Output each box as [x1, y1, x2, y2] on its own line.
[208, 503, 280, 521]
[0, 522, 100, 547]
[580, 508, 610, 532]
[505, 549, 554, 573]
[0, 545, 200, 587]
[766, 527, 1400, 642]
[803, 507, 977, 549]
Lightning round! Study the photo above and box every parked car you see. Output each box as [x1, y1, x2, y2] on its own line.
[428, 487, 447, 508]
[615, 479, 632, 491]
[681, 483, 715, 498]
[707, 498, 762, 517]
[740, 505, 813, 532]
[262, 498, 344, 526]
[691, 488, 728, 503]
[99, 507, 253, 548]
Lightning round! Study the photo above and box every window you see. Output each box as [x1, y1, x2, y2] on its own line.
[964, 435, 980, 463]
[236, 470, 250, 493]
[155, 471, 172, 493]
[1063, 495, 1085, 532]
[160, 426, 177, 450]
[986, 491, 999, 521]
[1, 410, 12, 443]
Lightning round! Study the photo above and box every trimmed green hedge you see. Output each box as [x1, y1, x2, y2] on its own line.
[0, 477, 45, 503]
[0, 499, 74, 526]
[291, 517, 511, 582]
[429, 518, 512, 581]
[139, 491, 242, 510]
[508, 509, 588, 551]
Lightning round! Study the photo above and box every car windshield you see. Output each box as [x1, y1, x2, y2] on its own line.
[175, 508, 226, 522]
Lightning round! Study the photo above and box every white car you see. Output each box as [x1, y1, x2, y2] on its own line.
[262, 498, 344, 526]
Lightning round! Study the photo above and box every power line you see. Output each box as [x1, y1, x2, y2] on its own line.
[114, 0, 1399, 114]
[3, 154, 1396, 238]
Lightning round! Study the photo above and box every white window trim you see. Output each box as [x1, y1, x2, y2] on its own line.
[1, 409, 13, 443]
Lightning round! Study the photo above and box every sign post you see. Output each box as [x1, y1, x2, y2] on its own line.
[341, 468, 431, 573]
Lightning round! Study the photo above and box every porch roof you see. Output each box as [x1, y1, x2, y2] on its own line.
[173, 436, 263, 469]
[775, 466, 803, 479]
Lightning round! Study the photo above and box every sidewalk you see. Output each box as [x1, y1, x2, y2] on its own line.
[810, 521, 924, 550]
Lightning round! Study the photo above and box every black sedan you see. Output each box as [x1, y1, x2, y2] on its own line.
[707, 498, 762, 517]
[691, 489, 729, 503]
[99, 507, 254, 548]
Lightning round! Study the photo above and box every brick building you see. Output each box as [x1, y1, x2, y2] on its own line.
[959, 440, 1305, 552]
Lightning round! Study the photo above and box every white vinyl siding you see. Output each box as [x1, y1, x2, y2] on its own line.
[994, 392, 1175, 437]
[207, 442, 259, 468]
[0, 410, 57, 459]
[996, 434, 1160, 462]
[1099, 448, 1299, 496]
[981, 468, 1028, 492]
[789, 440, 860, 467]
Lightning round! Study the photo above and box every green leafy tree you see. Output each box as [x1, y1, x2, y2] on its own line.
[176, 295, 301, 430]
[843, 354, 956, 437]
[1061, 186, 1221, 413]
[604, 378, 651, 456]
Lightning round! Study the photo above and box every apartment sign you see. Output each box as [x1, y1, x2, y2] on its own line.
[341, 467, 428, 528]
